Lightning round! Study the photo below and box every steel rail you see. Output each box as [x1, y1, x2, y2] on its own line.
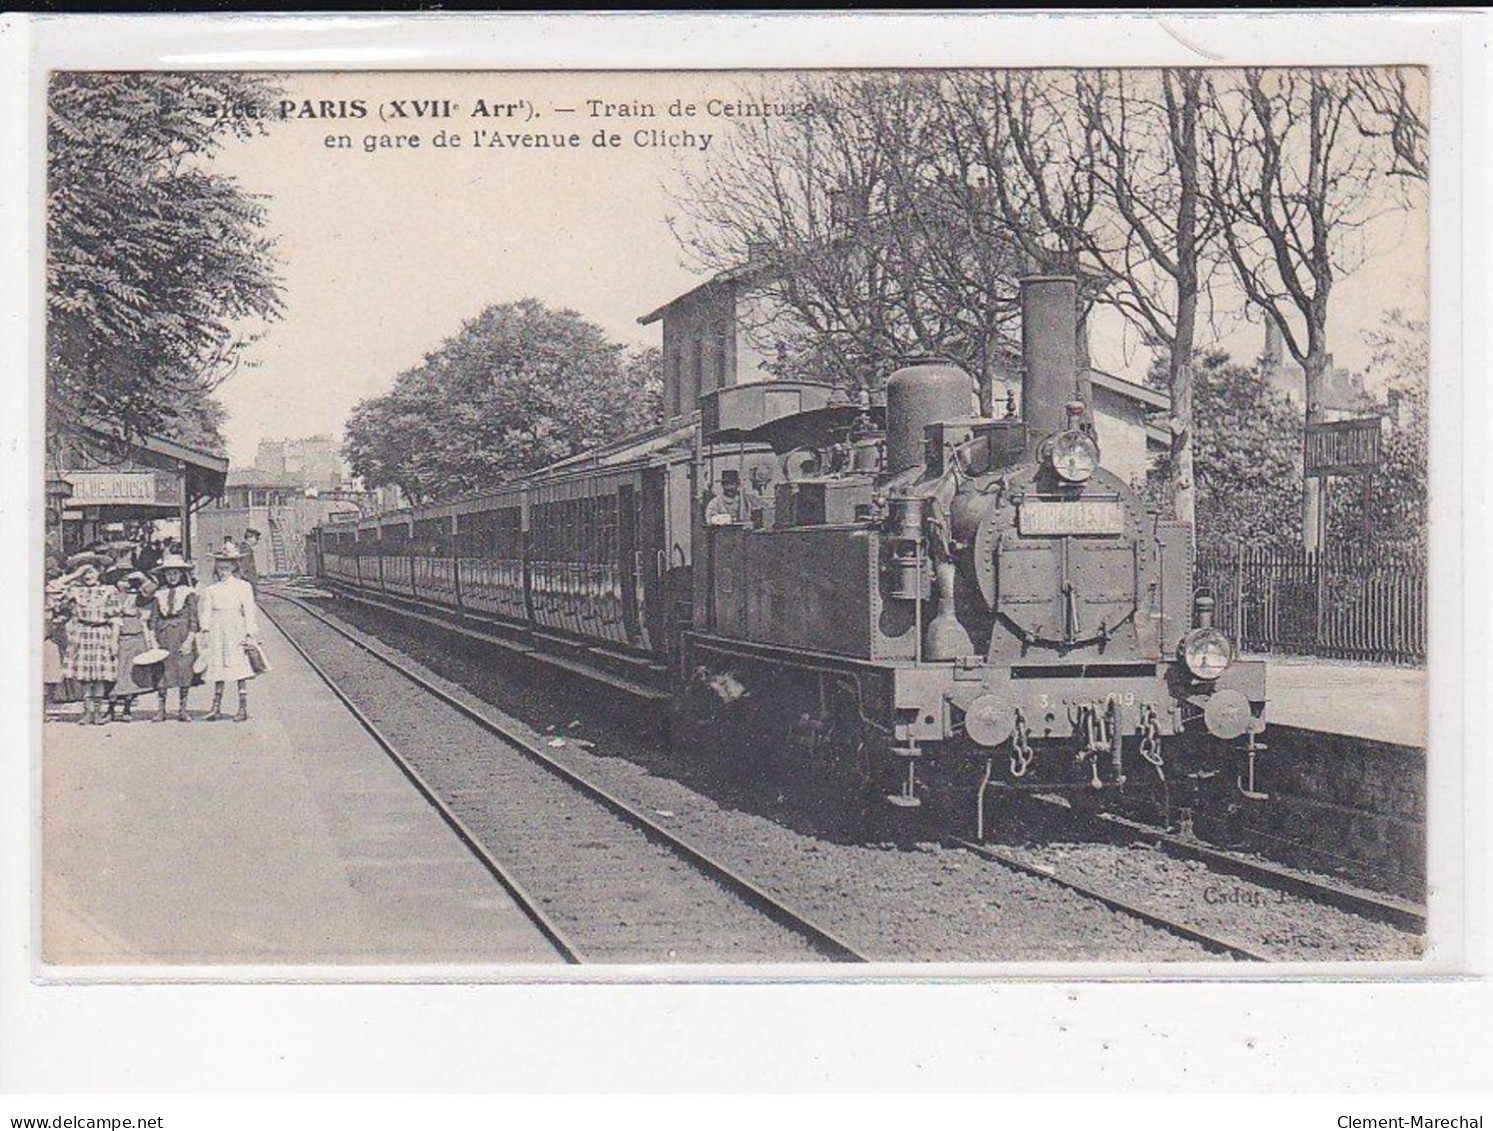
[1098, 811, 1426, 933]
[260, 600, 586, 964]
[952, 838, 1276, 962]
[1020, 794, 1426, 933]
[263, 590, 870, 963]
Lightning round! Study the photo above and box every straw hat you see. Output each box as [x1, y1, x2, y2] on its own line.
[133, 647, 170, 666]
[66, 551, 113, 570]
[214, 540, 244, 561]
[152, 553, 193, 577]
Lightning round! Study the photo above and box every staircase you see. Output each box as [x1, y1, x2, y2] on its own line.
[266, 511, 295, 576]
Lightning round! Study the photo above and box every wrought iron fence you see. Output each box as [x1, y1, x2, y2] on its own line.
[1195, 545, 1427, 666]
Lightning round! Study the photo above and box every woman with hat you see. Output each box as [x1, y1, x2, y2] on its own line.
[144, 553, 200, 722]
[58, 556, 124, 725]
[106, 570, 156, 722]
[197, 542, 262, 722]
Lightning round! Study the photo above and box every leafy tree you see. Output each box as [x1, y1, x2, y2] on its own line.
[620, 346, 665, 423]
[1153, 350, 1302, 552]
[47, 72, 283, 445]
[344, 301, 662, 502]
[169, 393, 228, 455]
[1324, 311, 1427, 556]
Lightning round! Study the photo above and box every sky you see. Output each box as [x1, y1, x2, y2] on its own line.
[207, 71, 1429, 469]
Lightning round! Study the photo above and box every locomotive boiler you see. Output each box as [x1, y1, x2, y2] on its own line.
[679, 276, 1266, 831]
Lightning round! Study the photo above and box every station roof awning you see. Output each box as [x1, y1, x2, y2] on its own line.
[70, 419, 230, 504]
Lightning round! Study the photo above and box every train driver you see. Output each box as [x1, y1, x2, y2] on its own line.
[706, 470, 754, 526]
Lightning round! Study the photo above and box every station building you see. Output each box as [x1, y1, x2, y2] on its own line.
[46, 419, 228, 567]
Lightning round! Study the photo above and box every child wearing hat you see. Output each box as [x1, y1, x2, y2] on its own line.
[145, 554, 200, 722]
[42, 562, 85, 716]
[58, 558, 124, 725]
[106, 570, 155, 722]
[197, 542, 263, 722]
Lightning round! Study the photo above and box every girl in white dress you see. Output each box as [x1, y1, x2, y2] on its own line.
[198, 544, 263, 722]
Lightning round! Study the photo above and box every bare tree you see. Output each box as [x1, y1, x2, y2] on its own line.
[937, 69, 1104, 375]
[1068, 69, 1220, 527]
[672, 66, 1421, 551]
[668, 73, 1025, 402]
[932, 69, 1227, 527]
[1200, 68, 1392, 551]
[1349, 67, 1429, 183]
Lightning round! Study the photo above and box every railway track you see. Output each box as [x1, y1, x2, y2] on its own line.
[956, 790, 1424, 962]
[984, 790, 1425, 933]
[261, 589, 869, 965]
[952, 837, 1275, 962]
[263, 583, 1421, 964]
[1080, 805, 1426, 933]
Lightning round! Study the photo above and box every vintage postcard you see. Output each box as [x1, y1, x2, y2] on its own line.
[34, 48, 1445, 976]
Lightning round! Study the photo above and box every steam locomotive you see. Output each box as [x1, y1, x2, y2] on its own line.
[310, 276, 1266, 834]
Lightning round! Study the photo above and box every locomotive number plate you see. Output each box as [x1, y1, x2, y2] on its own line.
[1019, 499, 1125, 536]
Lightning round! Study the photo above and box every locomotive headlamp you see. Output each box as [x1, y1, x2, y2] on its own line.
[1180, 627, 1233, 681]
[1049, 429, 1100, 483]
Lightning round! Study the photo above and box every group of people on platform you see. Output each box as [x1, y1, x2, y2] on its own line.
[43, 528, 266, 726]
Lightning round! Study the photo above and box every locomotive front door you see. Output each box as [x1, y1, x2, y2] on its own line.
[996, 533, 1138, 653]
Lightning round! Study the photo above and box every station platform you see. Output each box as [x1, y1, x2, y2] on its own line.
[1248, 654, 1427, 748]
[41, 610, 563, 967]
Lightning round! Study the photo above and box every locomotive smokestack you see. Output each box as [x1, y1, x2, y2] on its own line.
[1020, 276, 1081, 452]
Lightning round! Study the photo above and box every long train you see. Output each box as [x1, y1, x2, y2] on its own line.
[309, 277, 1266, 834]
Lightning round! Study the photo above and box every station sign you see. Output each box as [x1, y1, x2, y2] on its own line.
[64, 470, 178, 507]
[1304, 417, 1382, 477]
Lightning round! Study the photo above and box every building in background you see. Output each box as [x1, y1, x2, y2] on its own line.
[254, 433, 345, 492]
[638, 261, 777, 422]
[253, 438, 286, 476]
[360, 483, 408, 514]
[1259, 319, 1376, 417]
